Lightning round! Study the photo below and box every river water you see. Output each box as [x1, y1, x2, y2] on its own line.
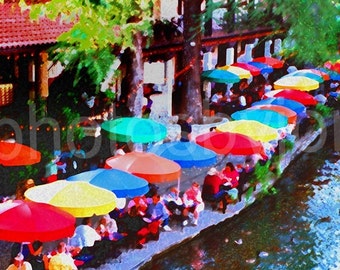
[142, 136, 340, 269]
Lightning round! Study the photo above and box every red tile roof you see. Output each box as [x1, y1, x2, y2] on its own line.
[0, 3, 72, 50]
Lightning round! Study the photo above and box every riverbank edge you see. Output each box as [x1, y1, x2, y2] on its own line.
[90, 115, 334, 270]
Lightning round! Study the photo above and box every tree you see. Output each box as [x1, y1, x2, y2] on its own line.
[272, 0, 340, 65]
[21, 0, 154, 116]
[20, 0, 339, 120]
[180, 0, 204, 123]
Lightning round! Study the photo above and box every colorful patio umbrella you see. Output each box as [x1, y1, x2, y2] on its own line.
[24, 180, 117, 218]
[147, 141, 217, 168]
[195, 131, 266, 157]
[288, 69, 329, 81]
[216, 120, 279, 142]
[247, 61, 274, 74]
[67, 168, 149, 198]
[231, 109, 288, 128]
[218, 65, 252, 79]
[249, 105, 297, 124]
[252, 56, 284, 69]
[0, 200, 75, 243]
[105, 151, 181, 184]
[273, 76, 319, 91]
[0, 141, 41, 166]
[282, 70, 324, 83]
[231, 62, 261, 76]
[309, 69, 330, 80]
[252, 97, 306, 115]
[201, 69, 241, 84]
[324, 59, 340, 73]
[264, 89, 317, 106]
[316, 67, 340, 81]
[101, 117, 167, 143]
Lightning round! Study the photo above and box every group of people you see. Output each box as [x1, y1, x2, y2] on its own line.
[8, 215, 124, 270]
[209, 77, 269, 115]
[6, 159, 253, 269]
[202, 161, 253, 213]
[8, 241, 76, 270]
[113, 182, 205, 249]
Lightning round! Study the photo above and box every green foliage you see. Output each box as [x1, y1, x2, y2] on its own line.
[273, 0, 340, 65]
[315, 103, 334, 118]
[61, 107, 85, 145]
[281, 138, 294, 152]
[21, 0, 154, 90]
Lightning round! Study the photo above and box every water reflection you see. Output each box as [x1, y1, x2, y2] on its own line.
[143, 149, 340, 270]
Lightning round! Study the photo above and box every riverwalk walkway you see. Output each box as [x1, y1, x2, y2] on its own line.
[84, 125, 323, 270]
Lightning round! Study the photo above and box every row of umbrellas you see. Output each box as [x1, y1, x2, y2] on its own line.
[1, 56, 339, 247]
[201, 56, 284, 84]
[201, 56, 336, 92]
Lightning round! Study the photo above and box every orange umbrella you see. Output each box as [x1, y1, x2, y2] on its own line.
[0, 141, 41, 166]
[105, 151, 181, 184]
[248, 105, 297, 124]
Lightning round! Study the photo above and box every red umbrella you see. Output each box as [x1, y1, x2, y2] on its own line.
[324, 60, 340, 74]
[0, 141, 41, 166]
[105, 151, 181, 184]
[265, 89, 317, 106]
[0, 200, 75, 243]
[252, 57, 284, 69]
[195, 131, 267, 158]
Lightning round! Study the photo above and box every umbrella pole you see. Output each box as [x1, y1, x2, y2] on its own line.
[177, 177, 180, 193]
[66, 237, 71, 255]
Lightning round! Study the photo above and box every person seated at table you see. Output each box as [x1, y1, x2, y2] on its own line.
[26, 241, 49, 270]
[221, 162, 240, 190]
[69, 217, 101, 251]
[210, 90, 224, 113]
[202, 167, 229, 214]
[49, 242, 78, 270]
[6, 253, 32, 270]
[127, 196, 149, 216]
[162, 186, 189, 226]
[183, 182, 205, 226]
[95, 214, 124, 242]
[145, 194, 172, 232]
[117, 205, 159, 249]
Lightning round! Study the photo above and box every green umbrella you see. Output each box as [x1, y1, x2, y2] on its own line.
[201, 69, 240, 84]
[101, 117, 167, 143]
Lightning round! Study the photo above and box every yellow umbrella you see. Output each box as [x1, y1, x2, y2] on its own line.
[216, 120, 279, 142]
[273, 76, 319, 91]
[24, 180, 117, 217]
[218, 65, 252, 79]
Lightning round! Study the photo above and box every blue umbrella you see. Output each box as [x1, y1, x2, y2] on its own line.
[67, 168, 149, 198]
[148, 141, 217, 168]
[231, 109, 288, 128]
[252, 97, 306, 115]
[247, 61, 274, 74]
